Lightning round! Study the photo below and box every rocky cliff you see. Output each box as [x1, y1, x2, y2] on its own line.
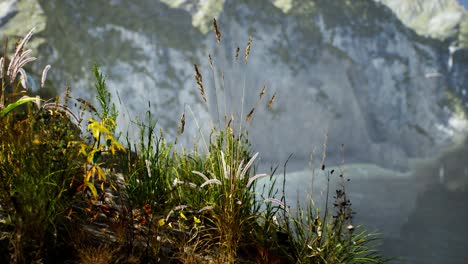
[1, 0, 466, 170]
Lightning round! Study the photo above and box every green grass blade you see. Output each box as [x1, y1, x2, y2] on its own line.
[0, 96, 38, 117]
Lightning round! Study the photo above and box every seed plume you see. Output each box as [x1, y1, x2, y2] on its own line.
[235, 47, 240, 63]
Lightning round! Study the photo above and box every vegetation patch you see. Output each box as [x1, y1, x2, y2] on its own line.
[0, 23, 387, 263]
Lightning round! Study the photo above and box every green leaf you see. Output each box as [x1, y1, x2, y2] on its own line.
[0, 96, 39, 117]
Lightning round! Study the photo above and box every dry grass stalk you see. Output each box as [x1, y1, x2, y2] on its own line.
[208, 54, 214, 70]
[179, 110, 186, 134]
[76, 243, 116, 264]
[321, 131, 328, 170]
[72, 229, 118, 264]
[1, 40, 6, 109]
[194, 64, 207, 104]
[244, 35, 252, 65]
[64, 85, 71, 105]
[0, 56, 4, 78]
[76, 97, 98, 114]
[246, 84, 268, 123]
[213, 18, 222, 43]
[235, 47, 240, 63]
[259, 84, 266, 99]
[267, 93, 276, 109]
[246, 107, 255, 122]
[227, 114, 233, 129]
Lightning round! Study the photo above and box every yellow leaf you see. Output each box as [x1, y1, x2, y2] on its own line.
[85, 167, 95, 182]
[67, 141, 79, 148]
[100, 182, 105, 191]
[114, 140, 125, 151]
[88, 118, 112, 140]
[85, 182, 98, 199]
[194, 216, 201, 224]
[97, 166, 106, 181]
[179, 212, 187, 221]
[158, 219, 165, 226]
[87, 119, 100, 140]
[87, 149, 98, 163]
[106, 135, 125, 155]
[79, 144, 88, 156]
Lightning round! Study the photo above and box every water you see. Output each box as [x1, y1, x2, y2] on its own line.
[2, 0, 468, 263]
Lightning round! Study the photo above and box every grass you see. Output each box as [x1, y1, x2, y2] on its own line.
[0, 23, 387, 263]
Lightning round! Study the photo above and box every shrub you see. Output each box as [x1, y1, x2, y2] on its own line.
[0, 28, 83, 263]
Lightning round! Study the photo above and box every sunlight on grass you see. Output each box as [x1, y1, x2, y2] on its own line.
[0, 22, 387, 263]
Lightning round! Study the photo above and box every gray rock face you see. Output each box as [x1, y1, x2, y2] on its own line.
[375, 0, 465, 40]
[0, 0, 46, 51]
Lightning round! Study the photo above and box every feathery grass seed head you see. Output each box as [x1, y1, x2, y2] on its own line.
[221, 151, 228, 179]
[263, 198, 289, 214]
[166, 205, 188, 222]
[192, 170, 209, 182]
[18, 68, 27, 90]
[0, 57, 3, 77]
[200, 178, 222, 188]
[246, 173, 269, 188]
[240, 152, 259, 179]
[198, 206, 214, 213]
[145, 160, 152, 178]
[41, 65, 51, 88]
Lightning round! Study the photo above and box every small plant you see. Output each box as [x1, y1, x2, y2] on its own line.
[282, 161, 386, 263]
[168, 19, 282, 263]
[112, 109, 174, 261]
[76, 65, 124, 200]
